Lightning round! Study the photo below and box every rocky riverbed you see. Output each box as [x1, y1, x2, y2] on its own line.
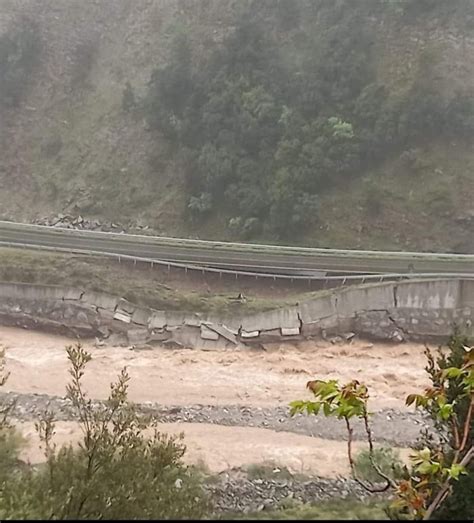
[2, 391, 394, 514]
[204, 471, 388, 515]
[1, 391, 431, 447]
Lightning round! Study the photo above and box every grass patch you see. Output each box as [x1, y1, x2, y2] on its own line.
[188, 460, 221, 486]
[0, 248, 307, 315]
[354, 447, 405, 484]
[223, 498, 388, 520]
[245, 463, 296, 482]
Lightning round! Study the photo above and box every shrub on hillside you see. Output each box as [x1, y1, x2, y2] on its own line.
[0, 18, 41, 107]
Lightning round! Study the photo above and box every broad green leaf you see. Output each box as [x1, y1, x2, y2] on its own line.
[416, 461, 433, 475]
[305, 402, 321, 415]
[442, 367, 463, 379]
[438, 403, 454, 421]
[419, 448, 431, 461]
[461, 371, 474, 389]
[447, 464, 467, 480]
[323, 402, 332, 416]
[289, 400, 305, 416]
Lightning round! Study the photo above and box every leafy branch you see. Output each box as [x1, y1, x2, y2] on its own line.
[290, 341, 474, 520]
[290, 379, 395, 493]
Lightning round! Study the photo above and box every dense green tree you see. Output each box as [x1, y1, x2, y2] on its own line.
[145, 1, 474, 240]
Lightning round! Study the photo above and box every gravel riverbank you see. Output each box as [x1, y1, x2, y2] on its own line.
[2, 391, 430, 447]
[205, 471, 388, 515]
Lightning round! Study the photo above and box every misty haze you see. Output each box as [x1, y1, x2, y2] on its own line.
[0, 1, 473, 520]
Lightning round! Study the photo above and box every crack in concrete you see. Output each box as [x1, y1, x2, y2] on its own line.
[297, 312, 303, 330]
[387, 314, 410, 338]
[354, 308, 410, 340]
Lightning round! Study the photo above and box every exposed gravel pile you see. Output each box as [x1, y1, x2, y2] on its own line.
[204, 471, 388, 514]
[1, 391, 431, 446]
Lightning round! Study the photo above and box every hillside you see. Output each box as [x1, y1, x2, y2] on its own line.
[0, 0, 473, 252]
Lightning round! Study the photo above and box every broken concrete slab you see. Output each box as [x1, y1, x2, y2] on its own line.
[113, 311, 131, 323]
[149, 311, 166, 329]
[298, 295, 336, 324]
[241, 330, 260, 339]
[131, 307, 151, 326]
[81, 291, 118, 311]
[281, 327, 300, 336]
[127, 328, 149, 345]
[116, 298, 136, 315]
[240, 307, 300, 332]
[200, 324, 219, 341]
[204, 323, 238, 344]
[301, 321, 321, 337]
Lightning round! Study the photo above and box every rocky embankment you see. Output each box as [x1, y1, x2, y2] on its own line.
[32, 214, 152, 234]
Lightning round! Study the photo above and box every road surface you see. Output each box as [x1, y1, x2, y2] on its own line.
[0, 221, 473, 277]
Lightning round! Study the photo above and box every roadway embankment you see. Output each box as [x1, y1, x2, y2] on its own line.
[1, 220, 474, 277]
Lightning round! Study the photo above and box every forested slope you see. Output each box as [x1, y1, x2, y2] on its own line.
[1, 0, 473, 252]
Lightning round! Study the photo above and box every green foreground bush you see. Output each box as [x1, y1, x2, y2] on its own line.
[0, 345, 209, 519]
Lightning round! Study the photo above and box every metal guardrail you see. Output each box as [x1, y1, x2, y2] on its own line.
[2, 240, 474, 283]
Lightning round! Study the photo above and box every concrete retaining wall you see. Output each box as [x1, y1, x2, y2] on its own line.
[0, 279, 472, 349]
